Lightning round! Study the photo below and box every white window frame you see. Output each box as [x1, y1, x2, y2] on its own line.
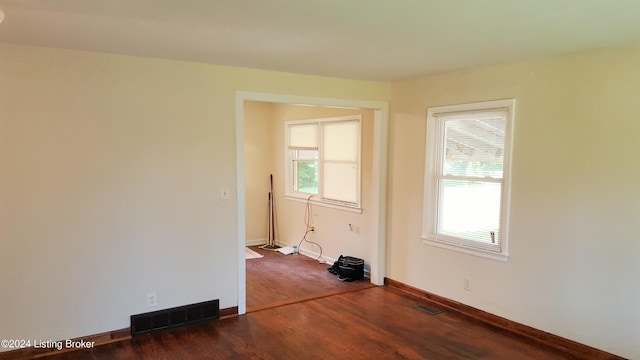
[422, 99, 515, 261]
[285, 115, 362, 212]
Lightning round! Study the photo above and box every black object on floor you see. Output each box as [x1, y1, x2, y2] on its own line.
[327, 255, 364, 282]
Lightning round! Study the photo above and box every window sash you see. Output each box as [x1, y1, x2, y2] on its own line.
[323, 161, 358, 203]
[288, 123, 318, 149]
[286, 116, 361, 208]
[434, 112, 505, 249]
[423, 99, 514, 260]
[435, 178, 502, 249]
[323, 121, 359, 162]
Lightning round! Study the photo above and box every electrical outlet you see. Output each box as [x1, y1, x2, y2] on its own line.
[147, 292, 157, 307]
[464, 278, 471, 291]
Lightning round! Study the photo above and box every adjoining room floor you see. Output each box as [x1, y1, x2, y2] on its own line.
[246, 246, 374, 312]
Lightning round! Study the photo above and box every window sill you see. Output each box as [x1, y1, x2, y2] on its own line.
[421, 237, 508, 262]
[285, 195, 363, 213]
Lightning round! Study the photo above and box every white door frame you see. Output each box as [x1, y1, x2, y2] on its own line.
[235, 91, 389, 315]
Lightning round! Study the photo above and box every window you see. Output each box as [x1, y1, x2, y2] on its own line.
[285, 115, 361, 210]
[422, 99, 514, 261]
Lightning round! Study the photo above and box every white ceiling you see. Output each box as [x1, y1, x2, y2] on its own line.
[1, 0, 640, 81]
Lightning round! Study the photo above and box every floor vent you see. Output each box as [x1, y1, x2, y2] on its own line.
[131, 299, 219, 336]
[415, 304, 441, 315]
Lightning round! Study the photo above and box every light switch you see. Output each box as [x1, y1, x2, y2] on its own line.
[221, 188, 230, 200]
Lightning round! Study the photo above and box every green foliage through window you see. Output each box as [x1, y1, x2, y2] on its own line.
[296, 161, 318, 194]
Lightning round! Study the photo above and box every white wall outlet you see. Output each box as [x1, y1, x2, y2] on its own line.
[147, 292, 157, 307]
[464, 278, 471, 291]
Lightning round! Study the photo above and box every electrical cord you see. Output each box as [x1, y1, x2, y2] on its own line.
[297, 195, 324, 263]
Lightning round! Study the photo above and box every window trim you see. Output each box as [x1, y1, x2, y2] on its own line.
[421, 99, 515, 261]
[285, 115, 362, 212]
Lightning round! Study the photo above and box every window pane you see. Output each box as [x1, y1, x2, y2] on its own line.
[437, 179, 501, 245]
[324, 121, 358, 161]
[289, 124, 318, 149]
[443, 116, 505, 178]
[323, 162, 357, 203]
[294, 160, 318, 194]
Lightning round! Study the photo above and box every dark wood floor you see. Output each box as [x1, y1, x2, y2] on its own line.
[246, 246, 374, 312]
[44, 286, 575, 359]
[31, 249, 582, 359]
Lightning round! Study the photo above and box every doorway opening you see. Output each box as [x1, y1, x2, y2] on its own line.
[236, 91, 388, 315]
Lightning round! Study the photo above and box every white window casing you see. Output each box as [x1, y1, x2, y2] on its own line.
[422, 99, 515, 261]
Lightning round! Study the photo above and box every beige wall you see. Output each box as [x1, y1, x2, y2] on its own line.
[243, 102, 376, 266]
[388, 43, 640, 359]
[4, 38, 638, 359]
[0, 43, 389, 346]
[243, 101, 275, 244]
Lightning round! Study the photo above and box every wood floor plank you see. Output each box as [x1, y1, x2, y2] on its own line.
[43, 286, 580, 359]
[246, 246, 373, 312]
[12, 250, 610, 359]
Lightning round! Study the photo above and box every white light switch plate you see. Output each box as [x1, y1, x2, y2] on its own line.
[221, 188, 230, 200]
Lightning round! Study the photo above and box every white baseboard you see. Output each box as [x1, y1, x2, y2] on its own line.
[298, 247, 336, 266]
[275, 240, 333, 265]
[246, 238, 267, 247]
[276, 240, 371, 279]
